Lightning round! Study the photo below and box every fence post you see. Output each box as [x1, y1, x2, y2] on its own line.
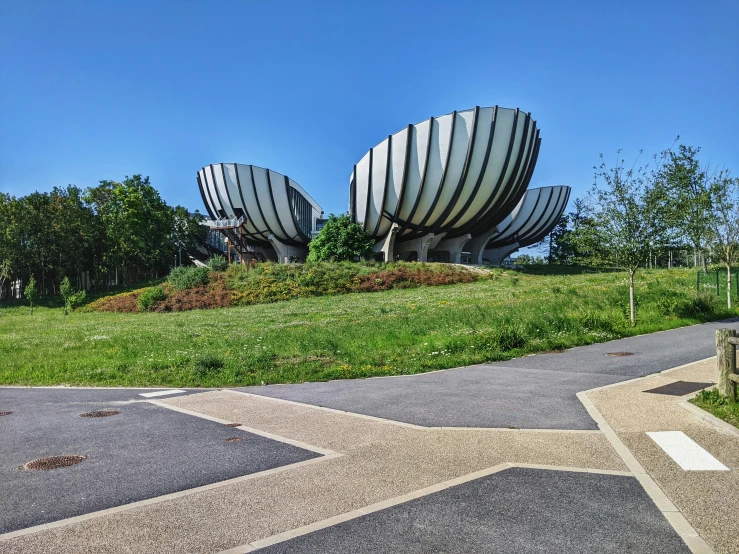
[716, 328, 737, 399]
[716, 269, 720, 296]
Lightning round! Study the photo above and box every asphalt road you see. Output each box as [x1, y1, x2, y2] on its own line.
[0, 388, 319, 533]
[242, 319, 738, 429]
[256, 467, 690, 554]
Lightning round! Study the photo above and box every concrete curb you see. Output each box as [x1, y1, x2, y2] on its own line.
[678, 398, 739, 439]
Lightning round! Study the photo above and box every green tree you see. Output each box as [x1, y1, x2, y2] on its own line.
[307, 214, 375, 262]
[25, 276, 38, 314]
[172, 206, 206, 266]
[574, 152, 669, 325]
[659, 144, 711, 270]
[706, 170, 739, 309]
[85, 175, 176, 283]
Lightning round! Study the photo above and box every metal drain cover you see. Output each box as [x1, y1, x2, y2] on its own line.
[80, 410, 120, 418]
[23, 455, 87, 471]
[606, 352, 634, 357]
[226, 437, 244, 442]
[0, 411, 12, 416]
[644, 381, 715, 396]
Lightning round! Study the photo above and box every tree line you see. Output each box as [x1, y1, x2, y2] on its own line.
[537, 142, 739, 321]
[0, 175, 205, 299]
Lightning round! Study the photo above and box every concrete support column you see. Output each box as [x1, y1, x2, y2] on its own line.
[465, 228, 499, 265]
[395, 233, 443, 262]
[482, 244, 520, 266]
[433, 234, 472, 263]
[268, 234, 308, 264]
[373, 223, 399, 262]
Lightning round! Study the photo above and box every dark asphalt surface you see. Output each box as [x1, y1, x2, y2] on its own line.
[256, 467, 690, 554]
[0, 388, 319, 534]
[243, 319, 738, 429]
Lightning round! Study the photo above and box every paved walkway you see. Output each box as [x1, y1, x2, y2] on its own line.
[1, 319, 737, 553]
[241, 319, 738, 429]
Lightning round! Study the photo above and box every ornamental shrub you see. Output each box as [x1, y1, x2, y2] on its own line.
[307, 214, 375, 262]
[138, 286, 167, 312]
[207, 255, 229, 272]
[168, 266, 210, 291]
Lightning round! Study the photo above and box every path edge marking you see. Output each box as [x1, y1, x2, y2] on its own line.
[576, 390, 714, 554]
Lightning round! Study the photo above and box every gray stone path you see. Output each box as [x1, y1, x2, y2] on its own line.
[0, 388, 319, 533]
[255, 468, 689, 554]
[242, 319, 738, 429]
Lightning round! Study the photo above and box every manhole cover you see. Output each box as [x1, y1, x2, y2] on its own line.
[225, 423, 242, 427]
[606, 352, 634, 357]
[0, 411, 12, 416]
[226, 437, 244, 442]
[80, 410, 120, 418]
[23, 455, 87, 471]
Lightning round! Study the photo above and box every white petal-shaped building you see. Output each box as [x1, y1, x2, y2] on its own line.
[348, 105, 558, 263]
[479, 185, 571, 265]
[196, 105, 570, 265]
[197, 163, 323, 262]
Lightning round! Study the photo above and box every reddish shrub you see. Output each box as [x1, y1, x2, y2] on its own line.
[153, 273, 231, 312]
[87, 291, 142, 313]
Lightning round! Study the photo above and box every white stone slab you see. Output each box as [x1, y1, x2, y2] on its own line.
[647, 431, 729, 471]
[139, 389, 187, 398]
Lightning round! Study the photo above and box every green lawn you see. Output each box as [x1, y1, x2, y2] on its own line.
[0, 267, 733, 387]
[690, 389, 739, 429]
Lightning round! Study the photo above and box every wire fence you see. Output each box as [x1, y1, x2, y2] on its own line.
[697, 268, 739, 298]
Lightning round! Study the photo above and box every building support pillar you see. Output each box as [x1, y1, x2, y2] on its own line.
[465, 227, 500, 265]
[482, 244, 520, 266]
[373, 223, 399, 262]
[395, 232, 445, 262]
[268, 234, 308, 264]
[432, 234, 472, 263]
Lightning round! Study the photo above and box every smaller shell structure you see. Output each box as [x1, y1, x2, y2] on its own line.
[349, 106, 541, 242]
[197, 163, 322, 247]
[480, 185, 571, 265]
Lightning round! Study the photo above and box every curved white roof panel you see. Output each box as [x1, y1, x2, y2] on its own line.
[485, 185, 571, 249]
[349, 106, 541, 240]
[197, 163, 322, 246]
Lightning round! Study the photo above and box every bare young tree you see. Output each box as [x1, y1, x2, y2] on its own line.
[707, 169, 739, 309]
[575, 151, 669, 325]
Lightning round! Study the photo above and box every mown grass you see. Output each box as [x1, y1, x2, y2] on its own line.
[0, 267, 734, 388]
[690, 389, 739, 429]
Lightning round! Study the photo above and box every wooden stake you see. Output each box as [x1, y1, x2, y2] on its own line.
[716, 328, 737, 399]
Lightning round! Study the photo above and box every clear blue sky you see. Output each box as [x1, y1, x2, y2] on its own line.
[1, 0, 737, 236]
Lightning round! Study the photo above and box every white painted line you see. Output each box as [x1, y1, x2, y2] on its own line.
[138, 389, 187, 398]
[647, 431, 729, 471]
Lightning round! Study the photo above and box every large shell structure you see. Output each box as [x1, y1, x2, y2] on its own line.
[349, 106, 541, 241]
[197, 163, 322, 246]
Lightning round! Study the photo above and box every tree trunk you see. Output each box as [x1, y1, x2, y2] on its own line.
[702, 254, 708, 274]
[629, 270, 636, 326]
[694, 246, 698, 267]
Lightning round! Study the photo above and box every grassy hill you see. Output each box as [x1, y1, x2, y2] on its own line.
[0, 266, 731, 388]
